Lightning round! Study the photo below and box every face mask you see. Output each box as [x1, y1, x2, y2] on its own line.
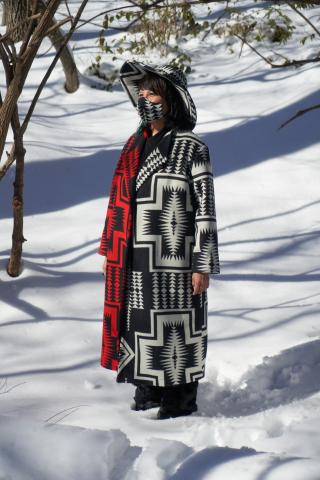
[136, 96, 168, 123]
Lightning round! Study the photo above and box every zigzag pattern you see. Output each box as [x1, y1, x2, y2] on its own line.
[137, 96, 165, 123]
[159, 326, 188, 384]
[99, 127, 220, 385]
[167, 137, 198, 175]
[188, 144, 220, 274]
[99, 130, 149, 370]
[135, 146, 167, 191]
[151, 272, 193, 309]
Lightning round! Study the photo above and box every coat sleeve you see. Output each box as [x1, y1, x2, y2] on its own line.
[189, 143, 220, 274]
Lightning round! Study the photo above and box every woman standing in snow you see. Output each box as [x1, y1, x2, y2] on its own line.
[98, 60, 220, 419]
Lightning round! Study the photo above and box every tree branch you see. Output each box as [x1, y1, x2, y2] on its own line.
[0, 0, 89, 179]
[233, 32, 320, 68]
[19, 0, 42, 57]
[279, 103, 320, 129]
[233, 32, 274, 66]
[0, 0, 62, 164]
[73, 0, 221, 32]
[287, 2, 320, 38]
[44, 16, 73, 36]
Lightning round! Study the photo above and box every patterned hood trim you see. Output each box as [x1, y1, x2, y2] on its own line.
[119, 60, 197, 129]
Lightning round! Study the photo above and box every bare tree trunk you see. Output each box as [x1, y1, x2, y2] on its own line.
[4, 0, 30, 42]
[1, 1, 8, 25]
[0, 0, 62, 161]
[4, 0, 79, 92]
[7, 106, 27, 277]
[0, 4, 62, 282]
[0, 26, 28, 277]
[0, 0, 88, 277]
[45, 14, 79, 92]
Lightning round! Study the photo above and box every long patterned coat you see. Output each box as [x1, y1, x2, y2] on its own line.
[98, 127, 220, 387]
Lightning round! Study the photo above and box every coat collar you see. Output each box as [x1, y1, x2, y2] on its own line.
[134, 126, 175, 192]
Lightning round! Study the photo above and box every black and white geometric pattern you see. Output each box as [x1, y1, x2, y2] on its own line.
[135, 145, 168, 191]
[134, 308, 207, 385]
[118, 337, 135, 375]
[116, 127, 220, 387]
[135, 174, 195, 271]
[120, 61, 197, 129]
[124, 267, 144, 332]
[136, 96, 166, 124]
[151, 272, 194, 310]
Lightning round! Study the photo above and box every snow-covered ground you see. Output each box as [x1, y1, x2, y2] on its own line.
[0, 2, 319, 479]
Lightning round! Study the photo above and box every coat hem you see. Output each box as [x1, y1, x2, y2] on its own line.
[115, 373, 206, 387]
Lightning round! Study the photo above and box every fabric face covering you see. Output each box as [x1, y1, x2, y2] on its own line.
[136, 96, 166, 123]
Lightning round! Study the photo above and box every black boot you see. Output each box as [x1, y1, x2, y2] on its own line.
[157, 381, 198, 419]
[132, 383, 163, 411]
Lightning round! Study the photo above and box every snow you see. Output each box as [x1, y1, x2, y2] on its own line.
[0, 415, 137, 480]
[1, 1, 320, 479]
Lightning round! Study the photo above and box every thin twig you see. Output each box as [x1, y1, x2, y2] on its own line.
[0, 379, 28, 396]
[44, 404, 89, 424]
[64, 0, 72, 18]
[202, 9, 226, 41]
[287, 2, 320, 38]
[279, 103, 320, 129]
[0, 42, 13, 85]
[108, 10, 146, 32]
[55, 10, 101, 29]
[37, 41, 56, 58]
[233, 32, 320, 68]
[1, 36, 15, 65]
[233, 32, 274, 65]
[44, 16, 73, 36]
[73, 0, 217, 32]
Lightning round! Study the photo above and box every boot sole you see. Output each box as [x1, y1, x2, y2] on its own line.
[157, 406, 198, 420]
[131, 400, 161, 411]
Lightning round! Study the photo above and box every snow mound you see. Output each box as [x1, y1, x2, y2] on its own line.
[199, 339, 320, 417]
[0, 415, 141, 480]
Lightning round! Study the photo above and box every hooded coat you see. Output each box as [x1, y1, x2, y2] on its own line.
[98, 61, 220, 387]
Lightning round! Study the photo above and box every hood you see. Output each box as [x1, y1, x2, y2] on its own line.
[119, 60, 197, 130]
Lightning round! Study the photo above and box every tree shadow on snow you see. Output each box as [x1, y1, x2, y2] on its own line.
[217, 216, 320, 281]
[0, 239, 103, 329]
[0, 148, 119, 219]
[208, 301, 320, 341]
[1, 80, 319, 218]
[201, 87, 319, 177]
